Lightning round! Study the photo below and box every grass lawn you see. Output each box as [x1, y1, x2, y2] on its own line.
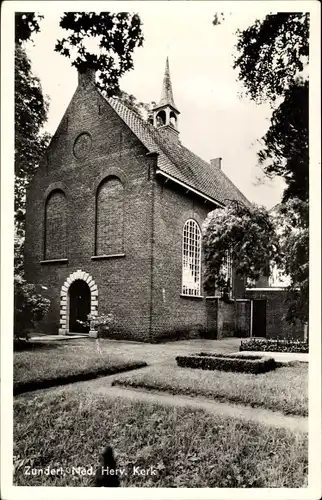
[14, 340, 146, 393]
[14, 388, 308, 487]
[13, 337, 240, 392]
[112, 363, 308, 416]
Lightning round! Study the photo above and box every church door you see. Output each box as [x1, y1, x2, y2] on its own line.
[69, 280, 91, 333]
[252, 300, 267, 338]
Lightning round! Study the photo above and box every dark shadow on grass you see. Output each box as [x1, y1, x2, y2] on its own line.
[14, 361, 148, 396]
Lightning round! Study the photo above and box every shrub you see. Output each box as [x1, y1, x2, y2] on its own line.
[77, 313, 114, 337]
[176, 354, 276, 374]
[14, 275, 50, 341]
[90, 313, 114, 336]
[240, 338, 308, 353]
[198, 352, 263, 360]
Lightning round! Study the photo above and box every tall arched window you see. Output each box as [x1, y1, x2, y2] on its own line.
[182, 219, 201, 296]
[96, 176, 124, 256]
[45, 190, 67, 259]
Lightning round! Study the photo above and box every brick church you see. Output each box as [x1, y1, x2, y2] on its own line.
[24, 59, 303, 341]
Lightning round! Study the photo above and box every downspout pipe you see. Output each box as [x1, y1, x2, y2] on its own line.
[146, 152, 159, 342]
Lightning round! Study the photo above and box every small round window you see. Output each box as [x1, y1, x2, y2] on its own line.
[73, 132, 92, 159]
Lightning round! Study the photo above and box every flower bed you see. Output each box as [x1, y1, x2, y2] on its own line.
[239, 338, 308, 354]
[176, 353, 276, 374]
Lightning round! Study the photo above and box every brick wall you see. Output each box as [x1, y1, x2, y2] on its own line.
[216, 300, 234, 338]
[150, 178, 217, 340]
[205, 298, 218, 338]
[246, 289, 304, 339]
[235, 300, 251, 337]
[25, 80, 155, 340]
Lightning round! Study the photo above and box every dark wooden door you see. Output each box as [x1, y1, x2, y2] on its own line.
[252, 300, 267, 338]
[69, 280, 90, 333]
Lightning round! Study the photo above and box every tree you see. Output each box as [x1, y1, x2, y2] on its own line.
[273, 198, 309, 323]
[15, 17, 51, 237]
[232, 13, 309, 325]
[233, 13, 309, 103]
[202, 202, 280, 294]
[258, 81, 308, 202]
[55, 12, 144, 96]
[233, 13, 309, 202]
[14, 275, 50, 341]
[15, 12, 43, 44]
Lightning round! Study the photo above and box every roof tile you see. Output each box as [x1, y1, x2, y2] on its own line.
[106, 96, 250, 207]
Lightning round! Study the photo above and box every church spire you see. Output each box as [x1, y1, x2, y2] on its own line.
[153, 57, 180, 131]
[157, 57, 178, 111]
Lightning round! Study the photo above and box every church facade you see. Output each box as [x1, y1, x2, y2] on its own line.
[25, 60, 264, 341]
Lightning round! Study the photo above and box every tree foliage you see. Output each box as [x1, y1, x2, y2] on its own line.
[15, 46, 51, 236]
[232, 13, 309, 325]
[202, 202, 280, 293]
[233, 13, 309, 203]
[15, 12, 43, 44]
[14, 275, 50, 340]
[212, 13, 226, 26]
[233, 13, 309, 103]
[55, 12, 144, 96]
[273, 198, 309, 323]
[258, 81, 308, 202]
[15, 14, 51, 237]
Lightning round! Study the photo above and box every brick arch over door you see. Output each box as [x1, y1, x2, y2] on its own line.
[58, 270, 98, 334]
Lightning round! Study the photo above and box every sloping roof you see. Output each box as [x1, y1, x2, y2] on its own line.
[105, 96, 250, 207]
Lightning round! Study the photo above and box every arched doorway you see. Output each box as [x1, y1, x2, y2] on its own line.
[69, 280, 91, 333]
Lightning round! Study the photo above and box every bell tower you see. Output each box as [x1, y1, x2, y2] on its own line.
[153, 57, 180, 134]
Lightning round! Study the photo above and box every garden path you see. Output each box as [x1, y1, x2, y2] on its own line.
[34, 364, 307, 433]
[91, 384, 308, 433]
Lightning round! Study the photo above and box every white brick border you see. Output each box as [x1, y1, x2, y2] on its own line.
[58, 270, 98, 335]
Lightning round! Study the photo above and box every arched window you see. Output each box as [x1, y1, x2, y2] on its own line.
[45, 190, 67, 259]
[170, 111, 177, 128]
[156, 110, 166, 127]
[96, 176, 124, 256]
[182, 219, 201, 296]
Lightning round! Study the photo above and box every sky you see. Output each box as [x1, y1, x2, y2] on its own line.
[24, 3, 287, 209]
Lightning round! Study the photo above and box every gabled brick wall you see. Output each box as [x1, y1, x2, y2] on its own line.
[25, 80, 155, 339]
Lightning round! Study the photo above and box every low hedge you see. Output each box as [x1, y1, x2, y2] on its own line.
[198, 352, 263, 360]
[176, 354, 276, 374]
[240, 338, 308, 354]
